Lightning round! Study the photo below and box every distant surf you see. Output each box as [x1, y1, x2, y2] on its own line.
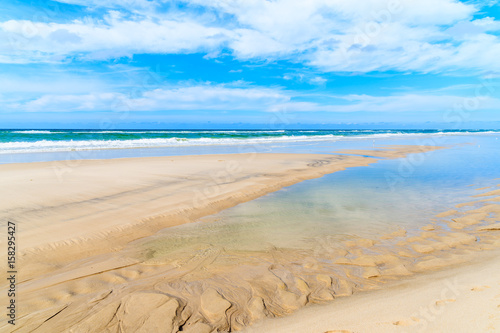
[0, 129, 498, 154]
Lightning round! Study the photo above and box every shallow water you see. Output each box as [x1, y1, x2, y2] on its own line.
[138, 134, 500, 257]
[11, 134, 500, 332]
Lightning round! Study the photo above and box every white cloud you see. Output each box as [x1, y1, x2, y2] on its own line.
[53, 0, 154, 8]
[0, 15, 232, 61]
[192, 0, 490, 73]
[8, 84, 290, 112]
[0, 73, 109, 95]
[329, 93, 500, 112]
[1, 0, 499, 74]
[283, 72, 327, 85]
[6, 83, 500, 114]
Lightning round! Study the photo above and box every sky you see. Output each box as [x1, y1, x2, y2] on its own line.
[0, 0, 500, 129]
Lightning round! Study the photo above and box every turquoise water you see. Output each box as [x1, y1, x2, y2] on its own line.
[1, 129, 499, 163]
[0, 129, 497, 154]
[142, 135, 500, 253]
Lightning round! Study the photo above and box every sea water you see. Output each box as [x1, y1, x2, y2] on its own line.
[2, 130, 499, 255]
[136, 134, 500, 256]
[1, 129, 498, 163]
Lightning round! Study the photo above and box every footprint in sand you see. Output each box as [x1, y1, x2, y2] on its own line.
[435, 298, 456, 306]
[393, 320, 412, 326]
[393, 316, 423, 327]
[471, 286, 490, 291]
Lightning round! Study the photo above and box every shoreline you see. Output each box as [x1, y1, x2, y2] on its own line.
[2, 145, 441, 259]
[3, 144, 500, 332]
[2, 152, 377, 256]
[1, 130, 498, 158]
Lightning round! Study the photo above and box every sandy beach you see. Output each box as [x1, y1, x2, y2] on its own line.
[245, 247, 500, 333]
[4, 0, 500, 330]
[1, 144, 500, 332]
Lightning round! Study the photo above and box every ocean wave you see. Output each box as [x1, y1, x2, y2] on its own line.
[70, 130, 287, 134]
[11, 130, 58, 134]
[1, 130, 498, 154]
[0, 135, 339, 153]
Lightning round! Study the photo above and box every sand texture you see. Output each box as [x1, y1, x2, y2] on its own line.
[3, 144, 500, 332]
[245, 247, 500, 333]
[245, 188, 500, 333]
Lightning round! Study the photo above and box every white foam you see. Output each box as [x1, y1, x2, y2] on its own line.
[1, 131, 498, 154]
[72, 130, 287, 134]
[0, 135, 339, 154]
[11, 130, 55, 134]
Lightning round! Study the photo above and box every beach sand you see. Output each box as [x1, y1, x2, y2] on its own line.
[1, 144, 500, 332]
[244, 247, 500, 333]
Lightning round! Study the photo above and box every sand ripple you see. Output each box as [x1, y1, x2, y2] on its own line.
[6, 190, 500, 332]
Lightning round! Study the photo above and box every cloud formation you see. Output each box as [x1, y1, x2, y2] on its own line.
[7, 83, 500, 114]
[8, 85, 288, 112]
[1, 0, 499, 123]
[1, 0, 499, 73]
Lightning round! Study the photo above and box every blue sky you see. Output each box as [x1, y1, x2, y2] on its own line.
[0, 0, 500, 129]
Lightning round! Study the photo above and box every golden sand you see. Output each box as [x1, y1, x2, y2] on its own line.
[2, 145, 500, 332]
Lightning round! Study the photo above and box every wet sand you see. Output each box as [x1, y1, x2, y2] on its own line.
[2, 144, 500, 332]
[245, 185, 500, 332]
[245, 247, 500, 333]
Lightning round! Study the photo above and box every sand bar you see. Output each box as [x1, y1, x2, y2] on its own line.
[1, 153, 380, 256]
[1, 146, 442, 261]
[4, 145, 500, 332]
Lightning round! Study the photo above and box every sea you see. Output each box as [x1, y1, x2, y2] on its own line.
[1, 129, 499, 164]
[135, 132, 500, 254]
[2, 128, 500, 279]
